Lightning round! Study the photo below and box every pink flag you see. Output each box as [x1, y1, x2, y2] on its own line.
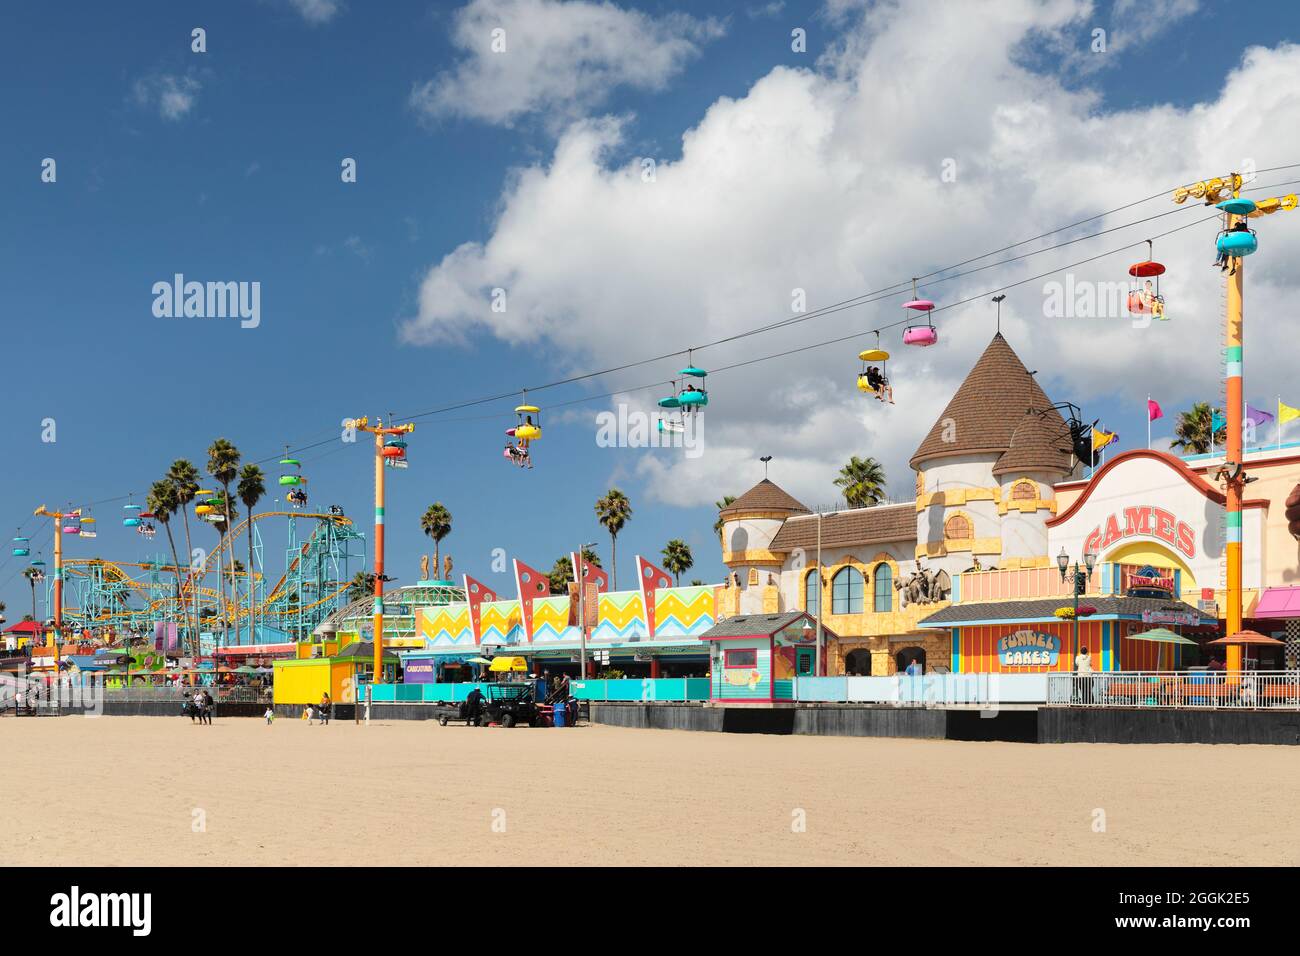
[1147, 399, 1163, 423]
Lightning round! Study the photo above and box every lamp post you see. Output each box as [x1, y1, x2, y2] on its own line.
[576, 541, 597, 679]
[1057, 546, 1098, 654]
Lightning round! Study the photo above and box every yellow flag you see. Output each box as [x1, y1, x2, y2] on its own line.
[1091, 427, 1117, 452]
[1280, 401, 1300, 425]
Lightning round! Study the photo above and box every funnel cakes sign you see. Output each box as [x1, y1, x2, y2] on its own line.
[998, 630, 1060, 667]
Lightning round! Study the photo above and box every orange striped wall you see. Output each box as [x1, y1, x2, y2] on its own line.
[952, 619, 1183, 672]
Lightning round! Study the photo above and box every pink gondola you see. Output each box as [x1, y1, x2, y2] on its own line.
[903, 325, 938, 346]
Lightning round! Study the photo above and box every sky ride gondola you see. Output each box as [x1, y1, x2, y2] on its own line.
[62, 510, 82, 534]
[901, 278, 939, 346]
[676, 353, 709, 412]
[1127, 240, 1167, 320]
[657, 380, 685, 434]
[12, 533, 30, 557]
[505, 390, 540, 469]
[857, 332, 893, 404]
[123, 499, 141, 528]
[279, 451, 306, 487]
[79, 515, 97, 539]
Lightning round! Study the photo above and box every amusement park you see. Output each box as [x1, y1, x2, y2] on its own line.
[4, 169, 1300, 743]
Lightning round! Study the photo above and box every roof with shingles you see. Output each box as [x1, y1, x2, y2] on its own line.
[909, 333, 1071, 475]
[699, 611, 830, 639]
[768, 504, 916, 552]
[719, 479, 810, 517]
[917, 595, 1216, 627]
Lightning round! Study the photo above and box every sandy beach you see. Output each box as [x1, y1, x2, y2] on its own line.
[3, 717, 1294, 867]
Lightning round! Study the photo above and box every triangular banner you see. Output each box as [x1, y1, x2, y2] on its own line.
[513, 559, 550, 638]
[636, 555, 675, 638]
[462, 573, 499, 644]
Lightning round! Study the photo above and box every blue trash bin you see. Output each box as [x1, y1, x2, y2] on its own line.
[553, 702, 566, 728]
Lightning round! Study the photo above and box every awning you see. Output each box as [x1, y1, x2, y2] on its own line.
[1252, 586, 1300, 619]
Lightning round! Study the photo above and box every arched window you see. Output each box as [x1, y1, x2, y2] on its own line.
[831, 567, 864, 614]
[1012, 481, 1036, 501]
[944, 514, 972, 541]
[804, 570, 821, 614]
[874, 563, 893, 612]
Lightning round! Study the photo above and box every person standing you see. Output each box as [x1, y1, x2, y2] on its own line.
[1073, 645, 1093, 704]
[319, 693, 331, 726]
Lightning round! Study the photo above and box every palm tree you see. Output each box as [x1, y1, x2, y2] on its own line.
[661, 539, 693, 586]
[147, 479, 194, 654]
[167, 458, 201, 645]
[419, 503, 453, 579]
[713, 495, 736, 542]
[1170, 402, 1227, 455]
[238, 464, 267, 641]
[345, 571, 376, 603]
[834, 455, 887, 508]
[207, 439, 241, 626]
[21, 567, 41, 631]
[595, 488, 632, 590]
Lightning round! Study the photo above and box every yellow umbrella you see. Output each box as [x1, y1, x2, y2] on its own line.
[488, 656, 529, 673]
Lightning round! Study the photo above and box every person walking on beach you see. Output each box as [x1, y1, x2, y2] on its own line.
[201, 689, 214, 725]
[1073, 645, 1093, 704]
[319, 693, 331, 726]
[264, 704, 274, 725]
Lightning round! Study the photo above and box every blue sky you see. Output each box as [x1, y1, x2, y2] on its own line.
[3, 0, 1300, 620]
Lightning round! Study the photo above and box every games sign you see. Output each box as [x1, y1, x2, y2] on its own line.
[1083, 506, 1196, 558]
[998, 630, 1061, 667]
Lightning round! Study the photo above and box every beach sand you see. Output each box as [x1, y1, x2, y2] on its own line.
[4, 716, 1294, 867]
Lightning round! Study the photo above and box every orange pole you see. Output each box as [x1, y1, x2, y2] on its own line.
[52, 514, 63, 663]
[372, 429, 386, 683]
[1225, 214, 1245, 675]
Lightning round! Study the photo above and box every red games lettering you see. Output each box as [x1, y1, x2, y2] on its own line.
[1101, 513, 1123, 548]
[1123, 506, 1152, 536]
[1153, 508, 1177, 545]
[1080, 506, 1197, 559]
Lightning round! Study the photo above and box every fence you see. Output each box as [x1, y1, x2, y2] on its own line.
[1046, 671, 1300, 710]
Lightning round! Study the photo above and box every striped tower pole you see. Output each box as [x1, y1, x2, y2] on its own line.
[372, 427, 386, 682]
[1224, 206, 1245, 675]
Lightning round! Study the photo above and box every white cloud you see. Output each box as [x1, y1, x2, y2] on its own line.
[399, 0, 1300, 508]
[411, 0, 726, 127]
[288, 0, 343, 24]
[133, 74, 201, 121]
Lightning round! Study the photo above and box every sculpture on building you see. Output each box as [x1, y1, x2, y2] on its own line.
[443, 554, 454, 580]
[895, 564, 951, 607]
[420, 555, 430, 580]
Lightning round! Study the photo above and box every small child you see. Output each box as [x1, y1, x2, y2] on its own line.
[304, 705, 315, 725]
[264, 706, 274, 725]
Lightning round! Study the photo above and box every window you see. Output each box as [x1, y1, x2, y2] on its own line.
[944, 514, 972, 541]
[874, 563, 893, 612]
[725, 648, 757, 668]
[1012, 481, 1036, 501]
[804, 570, 821, 614]
[831, 567, 864, 614]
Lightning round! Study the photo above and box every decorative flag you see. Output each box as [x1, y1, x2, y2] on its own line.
[1211, 410, 1226, 433]
[1279, 400, 1300, 425]
[1245, 404, 1275, 428]
[1147, 399, 1163, 422]
[461, 573, 499, 644]
[512, 559, 550, 639]
[635, 555, 676, 638]
[1091, 427, 1118, 452]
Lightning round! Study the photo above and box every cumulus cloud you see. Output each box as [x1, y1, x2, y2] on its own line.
[410, 0, 726, 127]
[132, 74, 201, 121]
[288, 0, 343, 24]
[399, 0, 1300, 509]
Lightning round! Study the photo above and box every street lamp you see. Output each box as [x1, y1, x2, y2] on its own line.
[1058, 547, 1099, 653]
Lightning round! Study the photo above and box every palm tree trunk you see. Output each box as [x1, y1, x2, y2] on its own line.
[434, 541, 441, 579]
[246, 516, 256, 644]
[162, 522, 186, 653]
[180, 508, 197, 657]
[611, 533, 618, 591]
[222, 484, 235, 640]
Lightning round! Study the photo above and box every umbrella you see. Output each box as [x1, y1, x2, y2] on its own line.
[233, 665, 258, 674]
[467, 657, 492, 665]
[1208, 629, 1284, 645]
[1127, 627, 1199, 646]
[488, 656, 528, 673]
